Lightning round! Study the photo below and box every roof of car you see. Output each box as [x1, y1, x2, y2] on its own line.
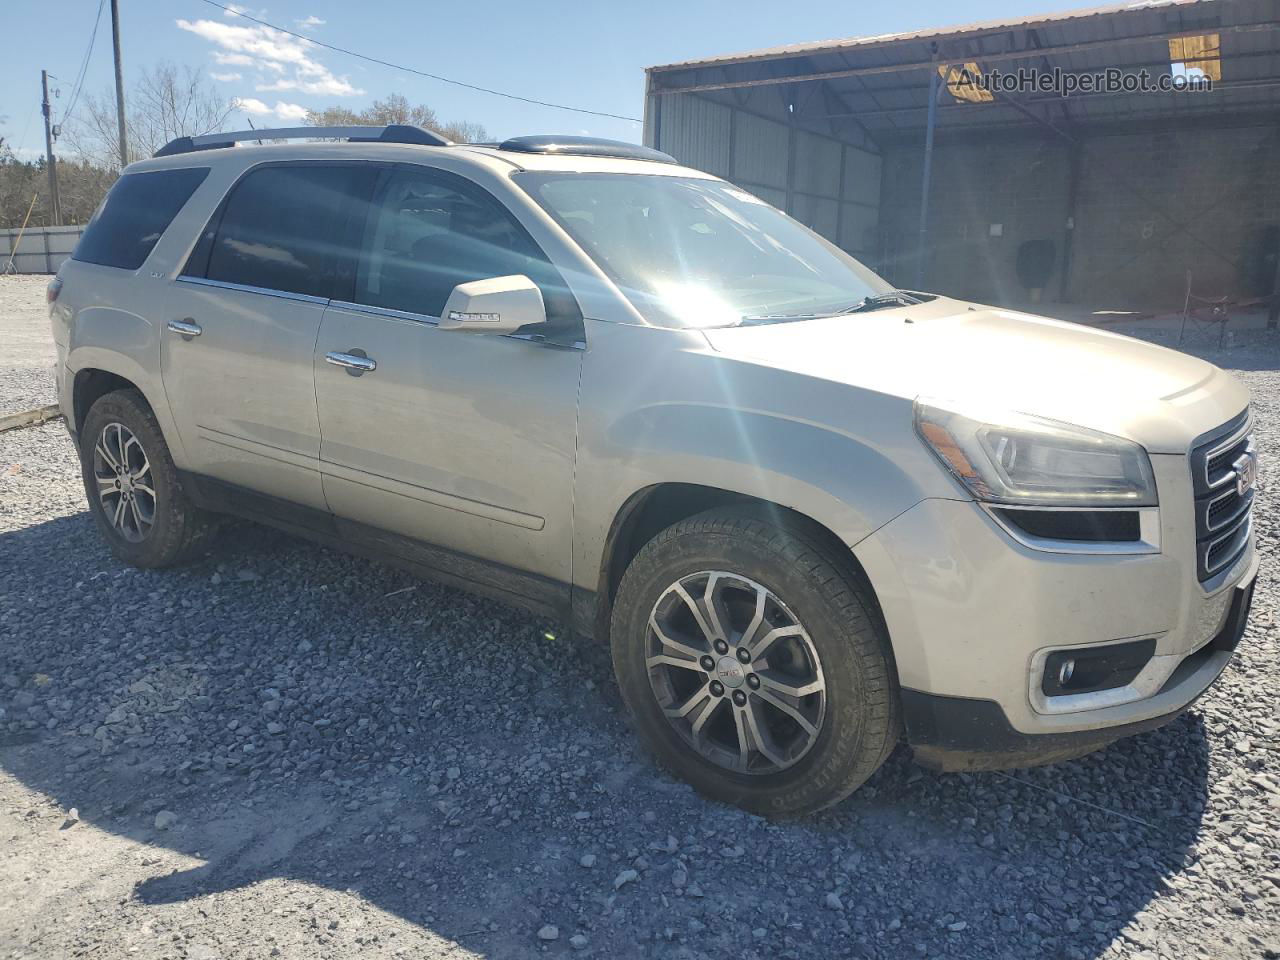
[137, 126, 715, 180]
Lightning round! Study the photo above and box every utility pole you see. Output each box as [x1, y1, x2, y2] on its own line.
[41, 70, 62, 226]
[110, 0, 128, 168]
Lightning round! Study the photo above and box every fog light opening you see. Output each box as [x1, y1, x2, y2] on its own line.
[1041, 638, 1156, 698]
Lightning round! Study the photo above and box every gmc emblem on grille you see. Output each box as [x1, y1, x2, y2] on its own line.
[1234, 450, 1257, 497]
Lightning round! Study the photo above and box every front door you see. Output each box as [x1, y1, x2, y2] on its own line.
[313, 164, 583, 589]
[163, 162, 375, 510]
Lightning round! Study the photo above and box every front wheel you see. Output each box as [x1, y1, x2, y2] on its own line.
[611, 506, 900, 816]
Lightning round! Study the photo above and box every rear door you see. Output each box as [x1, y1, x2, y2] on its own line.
[313, 164, 584, 588]
[163, 162, 375, 509]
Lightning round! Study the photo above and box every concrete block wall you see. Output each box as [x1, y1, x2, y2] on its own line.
[878, 123, 1280, 309]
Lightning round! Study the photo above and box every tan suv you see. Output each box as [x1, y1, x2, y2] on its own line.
[50, 125, 1257, 815]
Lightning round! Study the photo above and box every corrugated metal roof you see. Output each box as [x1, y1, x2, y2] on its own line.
[647, 0, 1280, 135]
[649, 0, 1219, 73]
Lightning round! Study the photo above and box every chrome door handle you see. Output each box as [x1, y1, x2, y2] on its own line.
[325, 351, 377, 372]
[167, 319, 202, 337]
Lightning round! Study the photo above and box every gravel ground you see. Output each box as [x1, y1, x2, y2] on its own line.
[0, 276, 57, 418]
[1, 298, 1278, 959]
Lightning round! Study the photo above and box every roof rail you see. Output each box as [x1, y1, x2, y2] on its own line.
[153, 124, 450, 158]
[493, 135, 677, 164]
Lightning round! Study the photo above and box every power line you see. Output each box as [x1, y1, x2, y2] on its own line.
[63, 0, 109, 126]
[196, 0, 642, 124]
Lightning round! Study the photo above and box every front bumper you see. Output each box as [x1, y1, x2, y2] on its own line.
[901, 574, 1253, 771]
[853, 448, 1256, 765]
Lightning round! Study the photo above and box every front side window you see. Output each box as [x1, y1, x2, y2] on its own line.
[191, 164, 373, 299]
[517, 172, 893, 329]
[354, 167, 577, 324]
[74, 167, 209, 270]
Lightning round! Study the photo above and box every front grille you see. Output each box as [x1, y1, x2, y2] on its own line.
[1190, 411, 1254, 582]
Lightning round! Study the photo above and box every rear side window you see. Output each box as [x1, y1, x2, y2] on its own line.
[188, 164, 373, 299]
[73, 167, 209, 270]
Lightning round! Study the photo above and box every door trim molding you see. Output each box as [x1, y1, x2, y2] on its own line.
[176, 274, 331, 306]
[320, 458, 546, 531]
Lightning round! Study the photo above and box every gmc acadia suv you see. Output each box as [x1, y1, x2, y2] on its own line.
[50, 125, 1257, 814]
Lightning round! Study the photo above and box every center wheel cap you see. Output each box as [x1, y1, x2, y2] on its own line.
[715, 655, 746, 689]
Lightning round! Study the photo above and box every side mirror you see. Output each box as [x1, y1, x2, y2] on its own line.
[438, 275, 546, 334]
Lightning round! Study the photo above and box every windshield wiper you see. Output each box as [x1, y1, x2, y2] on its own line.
[843, 290, 924, 313]
[738, 290, 924, 325]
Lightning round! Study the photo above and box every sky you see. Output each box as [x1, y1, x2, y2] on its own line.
[2, 0, 1094, 161]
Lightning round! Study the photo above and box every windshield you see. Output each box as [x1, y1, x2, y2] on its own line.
[516, 172, 894, 329]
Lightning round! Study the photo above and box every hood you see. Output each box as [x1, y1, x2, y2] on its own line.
[701, 298, 1249, 454]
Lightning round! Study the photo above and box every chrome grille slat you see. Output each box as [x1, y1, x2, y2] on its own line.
[1190, 410, 1254, 582]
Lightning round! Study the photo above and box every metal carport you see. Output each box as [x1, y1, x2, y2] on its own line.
[644, 0, 1280, 309]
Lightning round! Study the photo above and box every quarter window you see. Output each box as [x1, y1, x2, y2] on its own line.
[192, 164, 373, 299]
[354, 167, 576, 323]
[73, 167, 209, 270]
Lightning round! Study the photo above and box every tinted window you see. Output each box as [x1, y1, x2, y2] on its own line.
[354, 167, 577, 322]
[73, 167, 208, 270]
[197, 164, 372, 298]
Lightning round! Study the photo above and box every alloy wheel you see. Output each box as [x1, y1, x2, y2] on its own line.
[645, 570, 827, 775]
[92, 421, 156, 543]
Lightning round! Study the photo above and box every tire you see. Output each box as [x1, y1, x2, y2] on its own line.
[78, 389, 213, 568]
[611, 505, 900, 816]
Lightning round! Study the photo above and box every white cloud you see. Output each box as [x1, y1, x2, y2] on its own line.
[272, 101, 310, 122]
[176, 17, 362, 98]
[222, 2, 248, 16]
[296, 15, 325, 28]
[233, 96, 272, 115]
[231, 97, 311, 123]
[255, 75, 358, 97]
[210, 71, 243, 82]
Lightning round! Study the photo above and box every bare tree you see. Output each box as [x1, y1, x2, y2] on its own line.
[307, 93, 488, 143]
[66, 63, 237, 167]
[0, 143, 116, 227]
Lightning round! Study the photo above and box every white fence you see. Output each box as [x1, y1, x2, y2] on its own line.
[1, 225, 86, 275]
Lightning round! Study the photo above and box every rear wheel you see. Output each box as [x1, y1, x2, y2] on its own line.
[611, 505, 900, 816]
[78, 389, 212, 568]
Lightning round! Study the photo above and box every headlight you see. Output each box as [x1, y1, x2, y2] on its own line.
[914, 399, 1157, 507]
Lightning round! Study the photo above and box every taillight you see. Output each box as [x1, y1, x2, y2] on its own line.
[47, 277, 63, 304]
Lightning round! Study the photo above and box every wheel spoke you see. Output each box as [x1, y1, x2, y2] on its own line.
[647, 653, 704, 672]
[754, 688, 819, 737]
[757, 671, 825, 699]
[95, 440, 121, 472]
[673, 581, 720, 644]
[732, 706, 752, 771]
[745, 623, 804, 661]
[701, 573, 733, 645]
[128, 497, 146, 533]
[111, 494, 127, 530]
[664, 683, 713, 719]
[111, 424, 127, 467]
[133, 482, 156, 499]
[738, 584, 768, 650]
[94, 475, 118, 501]
[649, 614, 706, 662]
[742, 698, 788, 769]
[688, 695, 722, 742]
